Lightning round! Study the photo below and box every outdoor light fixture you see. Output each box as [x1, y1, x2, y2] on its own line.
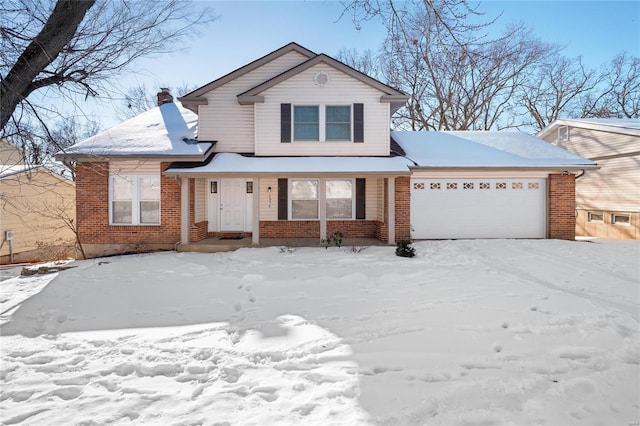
[210, 181, 217, 193]
[246, 181, 253, 193]
[267, 186, 272, 193]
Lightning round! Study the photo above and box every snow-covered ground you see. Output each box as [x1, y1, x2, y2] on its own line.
[1, 239, 638, 425]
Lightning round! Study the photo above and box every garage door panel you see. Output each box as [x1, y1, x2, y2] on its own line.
[411, 178, 546, 239]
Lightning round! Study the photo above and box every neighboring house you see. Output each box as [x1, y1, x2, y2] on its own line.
[1, 140, 77, 263]
[56, 43, 596, 258]
[539, 118, 639, 239]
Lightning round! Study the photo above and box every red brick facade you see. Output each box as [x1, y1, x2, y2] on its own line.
[76, 168, 576, 256]
[548, 173, 576, 240]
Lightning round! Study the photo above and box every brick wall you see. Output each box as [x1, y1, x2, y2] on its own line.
[260, 221, 321, 238]
[395, 176, 411, 241]
[548, 173, 576, 240]
[76, 162, 183, 254]
[327, 220, 378, 238]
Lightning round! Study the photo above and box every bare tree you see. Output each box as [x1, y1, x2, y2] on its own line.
[336, 48, 382, 79]
[113, 82, 198, 121]
[1, 0, 215, 153]
[519, 55, 599, 131]
[581, 52, 640, 119]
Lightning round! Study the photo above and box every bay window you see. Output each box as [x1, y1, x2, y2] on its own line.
[110, 175, 160, 225]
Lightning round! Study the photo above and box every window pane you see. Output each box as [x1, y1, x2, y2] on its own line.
[292, 200, 318, 219]
[326, 106, 351, 140]
[140, 201, 160, 224]
[112, 176, 132, 201]
[326, 180, 353, 219]
[326, 180, 352, 198]
[327, 199, 352, 218]
[294, 106, 319, 141]
[140, 176, 160, 200]
[112, 201, 132, 224]
[292, 180, 318, 200]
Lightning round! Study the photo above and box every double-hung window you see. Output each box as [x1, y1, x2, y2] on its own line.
[110, 175, 160, 225]
[326, 179, 354, 219]
[326, 106, 351, 140]
[292, 105, 352, 142]
[294, 106, 320, 141]
[291, 179, 319, 219]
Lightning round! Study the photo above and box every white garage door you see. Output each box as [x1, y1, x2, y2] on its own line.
[411, 178, 547, 239]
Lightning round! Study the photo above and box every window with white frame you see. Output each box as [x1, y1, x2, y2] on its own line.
[611, 213, 631, 226]
[293, 106, 319, 141]
[326, 106, 351, 140]
[587, 211, 604, 223]
[326, 179, 354, 219]
[558, 126, 569, 142]
[291, 179, 319, 219]
[110, 175, 160, 225]
[293, 105, 351, 142]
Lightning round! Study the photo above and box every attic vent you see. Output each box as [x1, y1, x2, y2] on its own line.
[314, 71, 329, 87]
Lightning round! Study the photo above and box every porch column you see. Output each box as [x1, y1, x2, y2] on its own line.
[319, 178, 327, 241]
[387, 177, 395, 245]
[252, 178, 260, 245]
[181, 177, 190, 244]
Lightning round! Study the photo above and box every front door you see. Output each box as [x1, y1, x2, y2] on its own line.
[220, 178, 245, 231]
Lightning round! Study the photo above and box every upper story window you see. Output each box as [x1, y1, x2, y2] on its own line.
[282, 103, 363, 143]
[293, 106, 319, 140]
[326, 106, 351, 140]
[558, 126, 569, 142]
[293, 105, 351, 142]
[110, 175, 160, 225]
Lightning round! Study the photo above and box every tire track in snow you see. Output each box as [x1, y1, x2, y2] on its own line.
[471, 242, 639, 321]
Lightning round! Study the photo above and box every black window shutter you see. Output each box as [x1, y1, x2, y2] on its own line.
[354, 103, 364, 143]
[278, 178, 288, 220]
[355, 178, 366, 219]
[281, 104, 291, 143]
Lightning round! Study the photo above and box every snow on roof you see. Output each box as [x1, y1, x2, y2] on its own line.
[538, 118, 640, 138]
[59, 102, 213, 158]
[165, 153, 413, 175]
[0, 164, 37, 179]
[392, 131, 597, 168]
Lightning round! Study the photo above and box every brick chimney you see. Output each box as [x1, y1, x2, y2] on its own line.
[157, 88, 173, 106]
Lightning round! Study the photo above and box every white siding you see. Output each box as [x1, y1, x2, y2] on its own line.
[259, 178, 278, 221]
[255, 63, 391, 156]
[109, 160, 160, 175]
[197, 51, 310, 153]
[576, 156, 640, 211]
[195, 178, 206, 222]
[550, 127, 639, 158]
[542, 126, 640, 213]
[366, 178, 381, 221]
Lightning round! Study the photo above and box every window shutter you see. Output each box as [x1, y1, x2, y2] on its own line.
[356, 178, 366, 219]
[354, 103, 364, 143]
[281, 104, 291, 143]
[278, 178, 288, 220]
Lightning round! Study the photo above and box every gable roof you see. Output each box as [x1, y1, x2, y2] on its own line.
[56, 102, 214, 161]
[237, 54, 408, 111]
[392, 131, 597, 170]
[0, 164, 74, 186]
[179, 42, 316, 101]
[538, 118, 640, 138]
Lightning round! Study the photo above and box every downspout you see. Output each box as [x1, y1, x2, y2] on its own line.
[575, 169, 586, 179]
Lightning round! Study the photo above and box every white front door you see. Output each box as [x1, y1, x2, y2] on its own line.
[220, 178, 245, 231]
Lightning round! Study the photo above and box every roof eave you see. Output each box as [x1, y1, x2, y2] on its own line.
[408, 165, 599, 172]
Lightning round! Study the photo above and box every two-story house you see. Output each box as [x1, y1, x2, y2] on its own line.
[58, 43, 596, 258]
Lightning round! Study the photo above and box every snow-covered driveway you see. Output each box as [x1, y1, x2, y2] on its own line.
[1, 239, 638, 425]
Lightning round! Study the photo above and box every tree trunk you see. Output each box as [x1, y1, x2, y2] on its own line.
[0, 0, 96, 131]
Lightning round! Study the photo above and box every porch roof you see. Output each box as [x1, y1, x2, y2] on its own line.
[164, 153, 413, 176]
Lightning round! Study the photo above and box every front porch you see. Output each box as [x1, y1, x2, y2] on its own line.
[176, 237, 391, 253]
